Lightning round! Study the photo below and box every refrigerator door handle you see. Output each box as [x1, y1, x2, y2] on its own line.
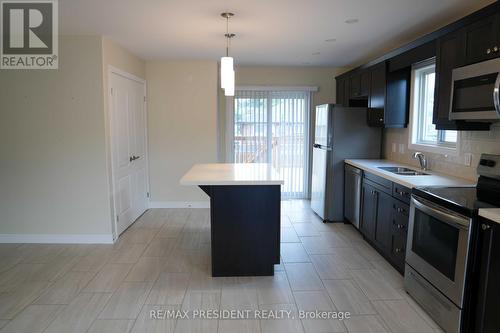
[313, 144, 332, 151]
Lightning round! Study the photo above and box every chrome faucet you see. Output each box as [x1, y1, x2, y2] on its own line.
[413, 152, 428, 171]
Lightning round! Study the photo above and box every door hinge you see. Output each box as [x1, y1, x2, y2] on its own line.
[147, 192, 150, 198]
[110, 88, 114, 96]
[144, 96, 146, 102]
[116, 215, 119, 222]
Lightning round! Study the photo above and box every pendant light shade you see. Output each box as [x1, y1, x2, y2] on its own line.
[220, 12, 236, 97]
[220, 56, 233, 89]
[224, 70, 235, 96]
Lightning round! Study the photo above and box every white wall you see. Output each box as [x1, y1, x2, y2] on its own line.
[147, 61, 218, 206]
[0, 36, 111, 240]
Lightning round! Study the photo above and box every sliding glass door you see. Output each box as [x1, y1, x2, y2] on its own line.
[232, 89, 310, 199]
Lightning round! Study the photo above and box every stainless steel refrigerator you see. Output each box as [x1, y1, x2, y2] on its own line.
[310, 104, 382, 222]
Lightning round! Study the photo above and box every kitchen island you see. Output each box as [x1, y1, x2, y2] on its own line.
[180, 163, 284, 277]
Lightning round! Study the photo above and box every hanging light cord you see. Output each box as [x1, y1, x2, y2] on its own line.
[225, 15, 230, 57]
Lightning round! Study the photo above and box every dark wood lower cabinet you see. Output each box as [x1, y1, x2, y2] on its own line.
[199, 185, 280, 277]
[470, 216, 500, 332]
[360, 182, 378, 240]
[359, 171, 410, 274]
[374, 191, 393, 253]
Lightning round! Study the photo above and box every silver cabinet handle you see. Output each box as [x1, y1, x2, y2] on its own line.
[494, 46, 499, 53]
[482, 224, 491, 230]
[487, 48, 492, 55]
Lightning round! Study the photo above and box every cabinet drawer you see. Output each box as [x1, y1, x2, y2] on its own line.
[393, 183, 412, 204]
[364, 172, 392, 194]
[392, 200, 409, 234]
[391, 232, 407, 271]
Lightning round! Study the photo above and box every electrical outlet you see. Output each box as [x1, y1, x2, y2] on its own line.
[392, 143, 397, 153]
[399, 144, 405, 154]
[464, 153, 472, 167]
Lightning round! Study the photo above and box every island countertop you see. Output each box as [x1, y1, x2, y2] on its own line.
[180, 163, 284, 186]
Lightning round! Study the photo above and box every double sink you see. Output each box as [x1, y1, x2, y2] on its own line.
[378, 166, 429, 176]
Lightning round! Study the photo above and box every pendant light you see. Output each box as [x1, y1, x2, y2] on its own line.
[220, 12, 235, 96]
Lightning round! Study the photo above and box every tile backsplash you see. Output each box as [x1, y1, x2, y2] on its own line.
[384, 123, 500, 181]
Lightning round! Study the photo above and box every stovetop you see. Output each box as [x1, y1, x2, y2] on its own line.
[412, 186, 495, 218]
[413, 154, 500, 217]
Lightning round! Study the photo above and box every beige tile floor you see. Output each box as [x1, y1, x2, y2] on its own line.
[0, 200, 445, 333]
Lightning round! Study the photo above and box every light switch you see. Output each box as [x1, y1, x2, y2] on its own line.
[399, 144, 405, 154]
[392, 143, 397, 153]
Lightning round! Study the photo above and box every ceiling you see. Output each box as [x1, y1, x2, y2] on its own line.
[60, 0, 495, 67]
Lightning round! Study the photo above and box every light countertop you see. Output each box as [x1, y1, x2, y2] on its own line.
[180, 163, 284, 186]
[479, 208, 500, 225]
[345, 159, 476, 189]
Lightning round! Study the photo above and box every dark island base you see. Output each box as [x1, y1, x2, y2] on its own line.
[199, 185, 281, 277]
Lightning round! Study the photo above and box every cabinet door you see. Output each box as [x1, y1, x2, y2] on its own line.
[390, 231, 407, 272]
[336, 78, 345, 106]
[343, 78, 350, 107]
[474, 218, 500, 333]
[368, 63, 386, 127]
[350, 74, 361, 98]
[360, 183, 377, 240]
[465, 14, 499, 64]
[360, 70, 371, 97]
[433, 30, 491, 131]
[374, 190, 392, 252]
[385, 68, 410, 128]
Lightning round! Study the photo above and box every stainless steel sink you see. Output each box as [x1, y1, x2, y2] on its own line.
[378, 166, 429, 176]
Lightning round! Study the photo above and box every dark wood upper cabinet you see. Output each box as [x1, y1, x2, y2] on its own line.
[464, 13, 500, 65]
[433, 29, 491, 131]
[368, 62, 386, 127]
[360, 71, 371, 97]
[349, 70, 370, 100]
[385, 68, 410, 128]
[350, 74, 361, 98]
[336, 77, 346, 106]
[343, 78, 350, 106]
[335, 76, 351, 107]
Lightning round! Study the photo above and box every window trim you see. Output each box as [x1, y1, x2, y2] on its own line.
[408, 59, 460, 156]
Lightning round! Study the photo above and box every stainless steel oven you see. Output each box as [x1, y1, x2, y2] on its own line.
[405, 195, 473, 333]
[449, 57, 500, 121]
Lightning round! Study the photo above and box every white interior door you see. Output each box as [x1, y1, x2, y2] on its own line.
[110, 71, 148, 236]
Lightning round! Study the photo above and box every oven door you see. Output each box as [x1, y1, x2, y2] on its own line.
[449, 57, 500, 120]
[406, 195, 472, 307]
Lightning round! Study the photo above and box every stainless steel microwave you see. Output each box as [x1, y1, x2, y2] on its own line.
[449, 57, 500, 121]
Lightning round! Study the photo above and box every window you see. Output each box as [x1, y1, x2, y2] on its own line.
[228, 88, 312, 199]
[409, 60, 458, 153]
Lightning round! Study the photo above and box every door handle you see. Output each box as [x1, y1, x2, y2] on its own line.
[130, 155, 140, 162]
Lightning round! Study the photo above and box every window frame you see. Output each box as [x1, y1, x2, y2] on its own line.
[408, 59, 460, 156]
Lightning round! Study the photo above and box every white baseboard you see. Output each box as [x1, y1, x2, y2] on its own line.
[0, 234, 114, 244]
[148, 201, 210, 209]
